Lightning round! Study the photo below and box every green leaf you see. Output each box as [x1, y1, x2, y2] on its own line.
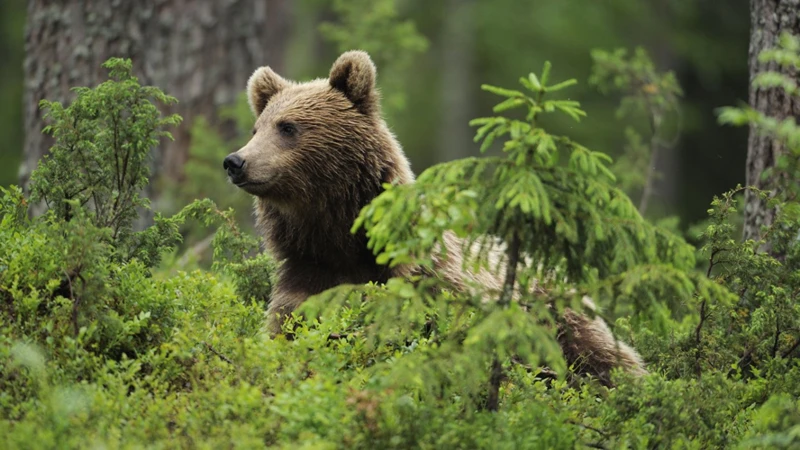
[540, 61, 552, 86]
[493, 98, 526, 113]
[546, 79, 578, 92]
[481, 84, 525, 98]
[528, 73, 542, 91]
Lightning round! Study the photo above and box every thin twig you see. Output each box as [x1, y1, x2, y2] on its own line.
[695, 301, 707, 347]
[202, 341, 234, 365]
[584, 443, 608, 450]
[695, 247, 721, 373]
[485, 357, 504, 412]
[63, 269, 79, 337]
[511, 357, 560, 383]
[568, 420, 610, 450]
[772, 320, 781, 359]
[706, 248, 720, 279]
[571, 422, 609, 439]
[782, 337, 800, 359]
[694, 299, 707, 376]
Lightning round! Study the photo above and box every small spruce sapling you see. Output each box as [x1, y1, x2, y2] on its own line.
[303, 61, 711, 409]
[590, 47, 683, 216]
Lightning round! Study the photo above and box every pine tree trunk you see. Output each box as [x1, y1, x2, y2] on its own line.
[743, 0, 800, 244]
[21, 0, 291, 215]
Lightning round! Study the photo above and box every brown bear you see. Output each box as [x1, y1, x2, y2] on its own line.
[223, 50, 646, 382]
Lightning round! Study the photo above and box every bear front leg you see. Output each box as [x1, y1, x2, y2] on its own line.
[265, 287, 311, 337]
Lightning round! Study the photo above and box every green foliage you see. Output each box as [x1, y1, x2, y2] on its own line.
[31, 58, 180, 230]
[29, 58, 183, 268]
[168, 93, 253, 220]
[590, 47, 683, 215]
[0, 57, 268, 399]
[355, 61, 707, 324]
[4, 48, 800, 449]
[298, 63, 726, 429]
[161, 93, 256, 267]
[741, 393, 800, 449]
[696, 33, 800, 388]
[719, 32, 800, 201]
[591, 47, 683, 121]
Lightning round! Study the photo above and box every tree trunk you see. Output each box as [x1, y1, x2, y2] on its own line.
[438, 0, 476, 162]
[743, 0, 800, 244]
[21, 0, 292, 216]
[645, 0, 681, 216]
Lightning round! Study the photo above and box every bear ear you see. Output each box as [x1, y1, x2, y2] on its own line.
[247, 66, 290, 117]
[329, 50, 378, 114]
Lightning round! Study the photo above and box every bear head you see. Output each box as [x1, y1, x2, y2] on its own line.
[223, 50, 413, 215]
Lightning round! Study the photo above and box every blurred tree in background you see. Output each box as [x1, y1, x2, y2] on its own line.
[5, 36, 800, 448]
[0, 0, 750, 229]
[19, 0, 292, 220]
[740, 0, 800, 247]
[8, 1, 800, 447]
[0, 0, 24, 187]
[589, 47, 684, 216]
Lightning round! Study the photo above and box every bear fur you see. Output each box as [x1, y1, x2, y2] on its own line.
[225, 50, 646, 383]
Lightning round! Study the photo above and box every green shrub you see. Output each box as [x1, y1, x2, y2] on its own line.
[4, 41, 800, 448]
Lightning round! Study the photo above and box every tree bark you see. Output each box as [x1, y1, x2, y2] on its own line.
[21, 0, 292, 215]
[743, 0, 800, 244]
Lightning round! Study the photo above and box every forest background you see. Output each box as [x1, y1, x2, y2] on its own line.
[0, 0, 749, 228]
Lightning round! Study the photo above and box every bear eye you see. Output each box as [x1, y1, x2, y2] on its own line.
[252, 128, 257, 135]
[277, 122, 297, 137]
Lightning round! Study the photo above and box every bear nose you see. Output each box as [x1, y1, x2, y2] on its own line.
[223, 154, 247, 183]
[223, 154, 245, 171]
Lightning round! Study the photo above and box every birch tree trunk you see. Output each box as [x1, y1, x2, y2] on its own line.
[22, 0, 291, 215]
[743, 0, 800, 244]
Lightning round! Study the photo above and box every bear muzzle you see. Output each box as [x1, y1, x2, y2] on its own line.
[223, 153, 247, 185]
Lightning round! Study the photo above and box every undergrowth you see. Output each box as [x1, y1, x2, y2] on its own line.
[2, 36, 800, 448]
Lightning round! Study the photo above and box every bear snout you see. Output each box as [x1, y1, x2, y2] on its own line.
[223, 154, 247, 185]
